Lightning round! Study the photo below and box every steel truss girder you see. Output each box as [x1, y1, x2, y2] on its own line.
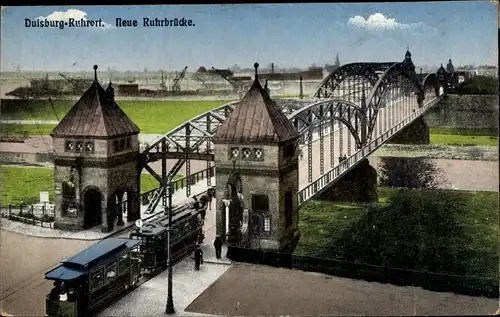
[364, 63, 425, 143]
[288, 99, 366, 148]
[313, 62, 397, 99]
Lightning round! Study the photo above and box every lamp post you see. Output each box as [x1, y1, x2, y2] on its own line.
[165, 176, 175, 315]
[222, 199, 231, 240]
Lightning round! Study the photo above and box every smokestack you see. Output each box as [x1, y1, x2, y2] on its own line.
[271, 63, 274, 73]
[299, 76, 303, 99]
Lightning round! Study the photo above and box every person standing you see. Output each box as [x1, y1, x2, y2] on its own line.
[193, 195, 200, 209]
[213, 235, 222, 259]
[194, 245, 203, 270]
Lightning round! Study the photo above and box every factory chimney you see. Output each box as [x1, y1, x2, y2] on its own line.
[299, 76, 303, 99]
[271, 63, 274, 74]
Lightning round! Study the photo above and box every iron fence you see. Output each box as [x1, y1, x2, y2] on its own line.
[227, 246, 498, 299]
[2, 203, 56, 227]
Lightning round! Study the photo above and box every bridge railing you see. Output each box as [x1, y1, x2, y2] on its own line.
[298, 95, 444, 205]
[122, 167, 215, 208]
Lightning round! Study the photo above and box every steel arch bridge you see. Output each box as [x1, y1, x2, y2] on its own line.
[138, 61, 445, 213]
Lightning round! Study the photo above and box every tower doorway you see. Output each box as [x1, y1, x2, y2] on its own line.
[83, 187, 102, 229]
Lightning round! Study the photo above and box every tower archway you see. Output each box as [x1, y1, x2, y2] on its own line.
[83, 186, 102, 229]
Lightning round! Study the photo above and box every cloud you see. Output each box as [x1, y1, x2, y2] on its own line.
[348, 13, 426, 31]
[36, 9, 114, 29]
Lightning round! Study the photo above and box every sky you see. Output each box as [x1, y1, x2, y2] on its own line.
[0, 2, 498, 72]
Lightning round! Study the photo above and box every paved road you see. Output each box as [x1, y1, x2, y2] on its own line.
[185, 263, 498, 316]
[0, 230, 94, 316]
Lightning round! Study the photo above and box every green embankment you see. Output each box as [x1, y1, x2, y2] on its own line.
[295, 187, 499, 281]
[429, 127, 498, 146]
[0, 166, 182, 207]
[0, 99, 234, 134]
[1, 99, 498, 146]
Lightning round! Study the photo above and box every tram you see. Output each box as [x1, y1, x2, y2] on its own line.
[45, 238, 141, 317]
[45, 191, 211, 317]
[129, 207, 205, 271]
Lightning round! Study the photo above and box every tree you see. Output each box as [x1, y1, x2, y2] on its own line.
[378, 157, 445, 189]
[456, 75, 498, 95]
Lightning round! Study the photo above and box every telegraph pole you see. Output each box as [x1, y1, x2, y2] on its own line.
[165, 176, 175, 314]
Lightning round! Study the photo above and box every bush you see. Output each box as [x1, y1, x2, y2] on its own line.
[456, 76, 499, 95]
[378, 157, 445, 189]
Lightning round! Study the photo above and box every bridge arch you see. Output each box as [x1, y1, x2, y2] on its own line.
[288, 99, 365, 148]
[364, 63, 424, 142]
[313, 62, 396, 99]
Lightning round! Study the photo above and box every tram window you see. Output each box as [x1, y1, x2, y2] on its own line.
[90, 269, 104, 289]
[106, 262, 118, 280]
[119, 256, 130, 273]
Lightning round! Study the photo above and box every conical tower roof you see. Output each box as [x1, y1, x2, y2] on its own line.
[213, 63, 299, 145]
[51, 65, 140, 138]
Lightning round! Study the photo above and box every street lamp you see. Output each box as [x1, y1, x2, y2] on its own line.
[165, 176, 175, 315]
[222, 199, 231, 240]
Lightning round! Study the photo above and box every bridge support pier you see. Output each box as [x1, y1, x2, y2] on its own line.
[387, 116, 430, 144]
[318, 159, 378, 203]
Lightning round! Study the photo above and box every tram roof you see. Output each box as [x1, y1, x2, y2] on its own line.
[133, 208, 198, 236]
[62, 238, 140, 268]
[45, 265, 86, 281]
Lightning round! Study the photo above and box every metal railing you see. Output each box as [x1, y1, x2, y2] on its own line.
[133, 166, 215, 209]
[1, 204, 56, 227]
[297, 95, 444, 205]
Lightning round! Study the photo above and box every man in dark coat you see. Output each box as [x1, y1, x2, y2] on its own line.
[193, 196, 200, 209]
[194, 245, 203, 270]
[213, 235, 222, 259]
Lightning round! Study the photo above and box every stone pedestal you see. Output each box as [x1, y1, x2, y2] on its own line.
[388, 116, 430, 145]
[319, 159, 378, 203]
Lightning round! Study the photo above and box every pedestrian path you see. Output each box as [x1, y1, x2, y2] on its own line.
[99, 243, 232, 317]
[0, 177, 215, 240]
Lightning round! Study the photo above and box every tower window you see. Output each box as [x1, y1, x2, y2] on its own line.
[65, 140, 75, 152]
[119, 139, 126, 151]
[85, 142, 94, 153]
[126, 138, 131, 149]
[242, 148, 251, 159]
[230, 147, 239, 158]
[284, 144, 295, 159]
[75, 142, 83, 152]
[252, 194, 269, 212]
[253, 148, 264, 160]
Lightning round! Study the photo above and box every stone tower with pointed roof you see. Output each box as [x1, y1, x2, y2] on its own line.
[51, 65, 141, 232]
[213, 63, 301, 252]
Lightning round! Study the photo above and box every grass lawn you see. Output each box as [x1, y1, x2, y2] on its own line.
[295, 187, 499, 281]
[2, 100, 498, 147]
[1, 99, 234, 134]
[0, 123, 56, 136]
[429, 127, 498, 146]
[0, 166, 182, 207]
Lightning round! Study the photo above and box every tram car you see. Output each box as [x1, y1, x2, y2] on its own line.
[129, 206, 205, 272]
[44, 238, 141, 317]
